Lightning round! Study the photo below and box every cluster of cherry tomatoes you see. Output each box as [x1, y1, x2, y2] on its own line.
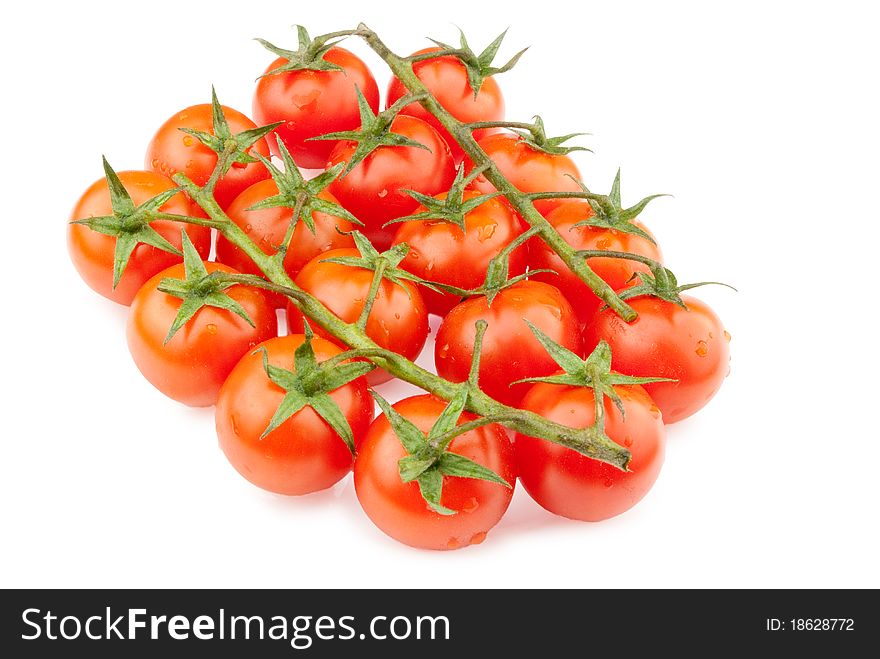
[67, 26, 730, 550]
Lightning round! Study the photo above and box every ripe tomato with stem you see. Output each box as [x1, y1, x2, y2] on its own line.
[217, 333, 374, 496]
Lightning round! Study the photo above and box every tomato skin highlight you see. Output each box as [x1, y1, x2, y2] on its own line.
[584, 295, 730, 424]
[354, 394, 515, 550]
[326, 115, 456, 250]
[529, 199, 663, 327]
[391, 190, 527, 316]
[126, 262, 278, 407]
[515, 381, 665, 521]
[466, 132, 582, 216]
[216, 334, 373, 496]
[286, 248, 429, 385]
[68, 170, 211, 306]
[387, 47, 504, 162]
[253, 48, 380, 169]
[435, 280, 583, 406]
[215, 179, 356, 308]
[145, 103, 271, 209]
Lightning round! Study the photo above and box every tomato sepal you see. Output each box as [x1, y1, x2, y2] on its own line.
[319, 230, 445, 296]
[370, 324, 512, 516]
[427, 28, 528, 98]
[246, 140, 362, 250]
[308, 87, 431, 176]
[178, 87, 282, 189]
[70, 158, 188, 288]
[155, 232, 257, 343]
[256, 322, 373, 454]
[384, 164, 501, 231]
[256, 26, 355, 75]
[515, 322, 672, 424]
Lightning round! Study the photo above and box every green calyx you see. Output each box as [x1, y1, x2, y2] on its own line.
[256, 25, 353, 74]
[513, 116, 590, 156]
[430, 225, 551, 306]
[256, 322, 374, 454]
[515, 322, 673, 433]
[321, 230, 442, 295]
[570, 169, 668, 243]
[156, 231, 255, 344]
[249, 139, 361, 252]
[425, 28, 528, 98]
[180, 87, 281, 181]
[386, 164, 500, 230]
[308, 87, 430, 176]
[615, 267, 736, 309]
[71, 157, 183, 288]
[377, 320, 511, 516]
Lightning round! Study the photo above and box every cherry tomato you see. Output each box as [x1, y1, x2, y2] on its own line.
[327, 115, 455, 250]
[253, 48, 380, 169]
[387, 47, 504, 162]
[466, 132, 582, 215]
[354, 394, 515, 550]
[216, 179, 356, 308]
[127, 261, 277, 407]
[68, 171, 211, 306]
[435, 280, 582, 406]
[515, 380, 665, 521]
[216, 334, 373, 496]
[286, 248, 429, 385]
[391, 190, 526, 316]
[529, 199, 663, 326]
[583, 295, 730, 424]
[145, 103, 271, 209]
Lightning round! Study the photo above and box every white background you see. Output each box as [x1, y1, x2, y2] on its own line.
[1, 0, 878, 588]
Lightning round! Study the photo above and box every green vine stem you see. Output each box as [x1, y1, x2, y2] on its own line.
[353, 23, 637, 322]
[171, 175, 631, 470]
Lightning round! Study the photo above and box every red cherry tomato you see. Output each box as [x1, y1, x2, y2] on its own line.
[126, 262, 277, 407]
[435, 280, 582, 406]
[466, 132, 582, 216]
[326, 115, 456, 250]
[286, 248, 429, 385]
[387, 47, 504, 162]
[216, 179, 356, 307]
[529, 199, 663, 326]
[354, 394, 515, 550]
[252, 48, 380, 170]
[68, 170, 210, 305]
[515, 380, 665, 521]
[584, 295, 730, 424]
[391, 190, 527, 316]
[145, 103, 271, 209]
[216, 334, 373, 495]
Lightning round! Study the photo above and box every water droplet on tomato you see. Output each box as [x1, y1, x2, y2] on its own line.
[438, 343, 450, 358]
[649, 404, 661, 419]
[462, 497, 479, 513]
[206, 323, 218, 335]
[478, 223, 497, 241]
[150, 158, 160, 169]
[244, 224, 253, 233]
[230, 415, 241, 437]
[695, 340, 708, 357]
[603, 478, 614, 488]
[623, 436, 633, 447]
[446, 537, 461, 550]
[378, 189, 388, 198]
[394, 312, 400, 320]
[723, 330, 731, 342]
[182, 135, 194, 147]
[469, 531, 487, 545]
[596, 237, 612, 250]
